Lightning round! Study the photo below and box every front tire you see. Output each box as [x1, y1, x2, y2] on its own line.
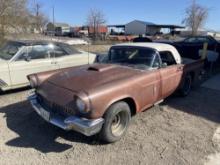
[100, 102, 131, 143]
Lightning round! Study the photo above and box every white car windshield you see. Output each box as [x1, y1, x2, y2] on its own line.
[0, 42, 24, 60]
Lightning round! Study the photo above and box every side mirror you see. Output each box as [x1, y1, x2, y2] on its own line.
[24, 56, 31, 62]
[152, 62, 160, 69]
[161, 62, 168, 68]
[8, 48, 18, 55]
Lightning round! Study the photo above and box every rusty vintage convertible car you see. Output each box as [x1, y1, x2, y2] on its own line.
[28, 43, 204, 143]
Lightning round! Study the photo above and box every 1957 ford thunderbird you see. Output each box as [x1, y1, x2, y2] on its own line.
[28, 43, 204, 143]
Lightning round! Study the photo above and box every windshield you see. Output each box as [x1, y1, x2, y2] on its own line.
[108, 46, 158, 69]
[0, 42, 24, 60]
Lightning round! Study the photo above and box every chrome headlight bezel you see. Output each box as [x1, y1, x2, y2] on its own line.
[74, 95, 90, 114]
[28, 75, 38, 88]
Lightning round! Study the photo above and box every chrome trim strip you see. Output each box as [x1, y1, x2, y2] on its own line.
[0, 79, 8, 87]
[28, 94, 104, 136]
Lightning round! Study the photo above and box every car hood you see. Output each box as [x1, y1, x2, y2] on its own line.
[46, 64, 142, 92]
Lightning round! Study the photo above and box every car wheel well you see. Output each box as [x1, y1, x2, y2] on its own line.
[118, 98, 137, 116]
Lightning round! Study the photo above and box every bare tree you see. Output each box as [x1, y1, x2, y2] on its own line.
[182, 0, 209, 36]
[0, 0, 29, 43]
[31, 1, 49, 33]
[86, 8, 106, 40]
[0, 0, 48, 43]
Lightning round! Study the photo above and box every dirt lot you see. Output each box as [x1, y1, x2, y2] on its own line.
[1, 44, 220, 165]
[0, 85, 220, 165]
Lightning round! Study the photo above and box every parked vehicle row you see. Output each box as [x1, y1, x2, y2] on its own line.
[0, 40, 96, 91]
[28, 43, 204, 143]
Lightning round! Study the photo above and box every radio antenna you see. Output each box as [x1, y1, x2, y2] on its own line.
[85, 37, 90, 65]
[88, 42, 90, 65]
[50, 5, 55, 41]
[53, 6, 55, 29]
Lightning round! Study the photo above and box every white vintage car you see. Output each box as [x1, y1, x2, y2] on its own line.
[0, 40, 96, 91]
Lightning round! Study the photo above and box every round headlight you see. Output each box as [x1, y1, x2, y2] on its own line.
[76, 97, 87, 114]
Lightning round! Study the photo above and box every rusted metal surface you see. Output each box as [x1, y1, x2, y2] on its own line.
[29, 59, 204, 119]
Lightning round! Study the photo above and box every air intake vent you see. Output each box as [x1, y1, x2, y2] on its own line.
[87, 64, 116, 72]
[88, 66, 99, 71]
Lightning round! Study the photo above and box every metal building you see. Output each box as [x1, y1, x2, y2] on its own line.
[125, 20, 159, 35]
[108, 20, 184, 36]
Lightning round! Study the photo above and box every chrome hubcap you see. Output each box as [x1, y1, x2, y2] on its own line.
[111, 114, 121, 131]
[111, 112, 127, 137]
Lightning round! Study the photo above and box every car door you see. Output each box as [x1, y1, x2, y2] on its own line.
[51, 44, 89, 69]
[159, 51, 183, 98]
[8, 45, 58, 87]
[133, 49, 161, 110]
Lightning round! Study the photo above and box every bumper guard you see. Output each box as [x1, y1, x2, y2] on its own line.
[28, 94, 104, 136]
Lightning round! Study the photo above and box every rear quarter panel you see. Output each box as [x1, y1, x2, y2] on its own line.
[181, 59, 204, 87]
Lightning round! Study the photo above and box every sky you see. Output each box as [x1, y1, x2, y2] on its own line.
[34, 0, 220, 31]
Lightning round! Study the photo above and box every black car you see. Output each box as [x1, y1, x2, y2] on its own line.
[133, 36, 152, 43]
[171, 36, 220, 61]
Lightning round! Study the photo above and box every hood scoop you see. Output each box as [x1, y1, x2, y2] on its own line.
[87, 64, 117, 72]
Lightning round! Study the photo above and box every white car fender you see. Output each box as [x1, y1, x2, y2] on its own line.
[0, 61, 11, 90]
[79, 50, 97, 64]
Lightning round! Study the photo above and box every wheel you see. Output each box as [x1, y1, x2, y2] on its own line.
[179, 74, 192, 96]
[100, 102, 131, 143]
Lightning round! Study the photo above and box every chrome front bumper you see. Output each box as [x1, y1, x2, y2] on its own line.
[28, 95, 104, 136]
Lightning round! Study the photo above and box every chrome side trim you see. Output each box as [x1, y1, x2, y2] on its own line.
[28, 94, 104, 136]
[0, 79, 7, 87]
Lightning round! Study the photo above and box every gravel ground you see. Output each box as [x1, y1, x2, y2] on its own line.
[0, 86, 220, 165]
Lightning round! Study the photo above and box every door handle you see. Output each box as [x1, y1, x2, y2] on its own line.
[51, 61, 57, 64]
[177, 66, 183, 71]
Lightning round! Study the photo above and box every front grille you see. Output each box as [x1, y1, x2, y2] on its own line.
[0, 79, 7, 87]
[37, 94, 75, 117]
